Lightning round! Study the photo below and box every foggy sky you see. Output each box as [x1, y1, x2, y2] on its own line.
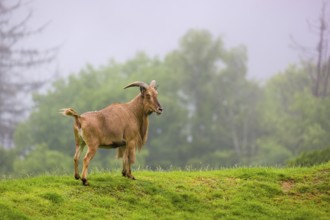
[18, 0, 325, 81]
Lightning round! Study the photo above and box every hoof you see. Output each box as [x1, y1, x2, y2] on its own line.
[122, 170, 127, 177]
[74, 174, 80, 180]
[82, 178, 89, 186]
[127, 174, 136, 180]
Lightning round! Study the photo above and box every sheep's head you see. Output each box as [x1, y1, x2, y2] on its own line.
[124, 80, 163, 115]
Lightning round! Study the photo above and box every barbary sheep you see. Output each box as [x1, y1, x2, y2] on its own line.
[60, 80, 162, 186]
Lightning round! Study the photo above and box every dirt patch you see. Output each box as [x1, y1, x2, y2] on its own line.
[225, 177, 240, 186]
[281, 180, 294, 193]
[319, 168, 330, 174]
[192, 177, 219, 188]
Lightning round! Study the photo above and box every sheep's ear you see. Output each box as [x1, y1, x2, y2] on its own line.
[150, 80, 157, 88]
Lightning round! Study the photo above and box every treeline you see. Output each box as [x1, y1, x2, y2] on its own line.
[1, 30, 330, 175]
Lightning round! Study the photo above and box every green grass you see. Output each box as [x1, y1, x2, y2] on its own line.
[1, 163, 329, 220]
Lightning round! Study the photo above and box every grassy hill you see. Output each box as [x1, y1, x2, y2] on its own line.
[1, 163, 329, 220]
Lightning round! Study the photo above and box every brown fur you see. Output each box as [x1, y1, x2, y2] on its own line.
[60, 80, 162, 186]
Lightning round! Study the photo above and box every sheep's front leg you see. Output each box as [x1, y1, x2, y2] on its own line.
[81, 147, 96, 186]
[117, 147, 127, 177]
[123, 142, 136, 180]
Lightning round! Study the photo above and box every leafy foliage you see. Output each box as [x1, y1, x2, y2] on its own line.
[288, 147, 330, 167]
[13, 144, 71, 175]
[0, 147, 15, 175]
[254, 65, 330, 165]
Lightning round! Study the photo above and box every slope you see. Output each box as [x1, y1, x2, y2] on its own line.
[0, 163, 329, 219]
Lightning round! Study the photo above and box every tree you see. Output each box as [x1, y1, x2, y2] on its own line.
[0, 0, 56, 146]
[257, 65, 330, 165]
[215, 46, 262, 163]
[167, 30, 263, 166]
[292, 2, 330, 97]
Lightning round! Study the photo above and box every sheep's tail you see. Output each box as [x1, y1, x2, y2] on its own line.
[60, 108, 81, 128]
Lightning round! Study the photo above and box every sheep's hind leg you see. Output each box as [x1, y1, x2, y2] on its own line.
[73, 128, 85, 180]
[74, 143, 85, 180]
[81, 146, 97, 186]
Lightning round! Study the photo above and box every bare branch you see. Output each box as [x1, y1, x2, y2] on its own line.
[0, 0, 57, 145]
[291, 1, 330, 97]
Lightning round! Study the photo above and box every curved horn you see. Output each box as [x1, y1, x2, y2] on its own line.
[124, 81, 149, 90]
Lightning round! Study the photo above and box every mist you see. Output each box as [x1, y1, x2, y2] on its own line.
[1, 0, 329, 176]
[21, 0, 322, 80]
